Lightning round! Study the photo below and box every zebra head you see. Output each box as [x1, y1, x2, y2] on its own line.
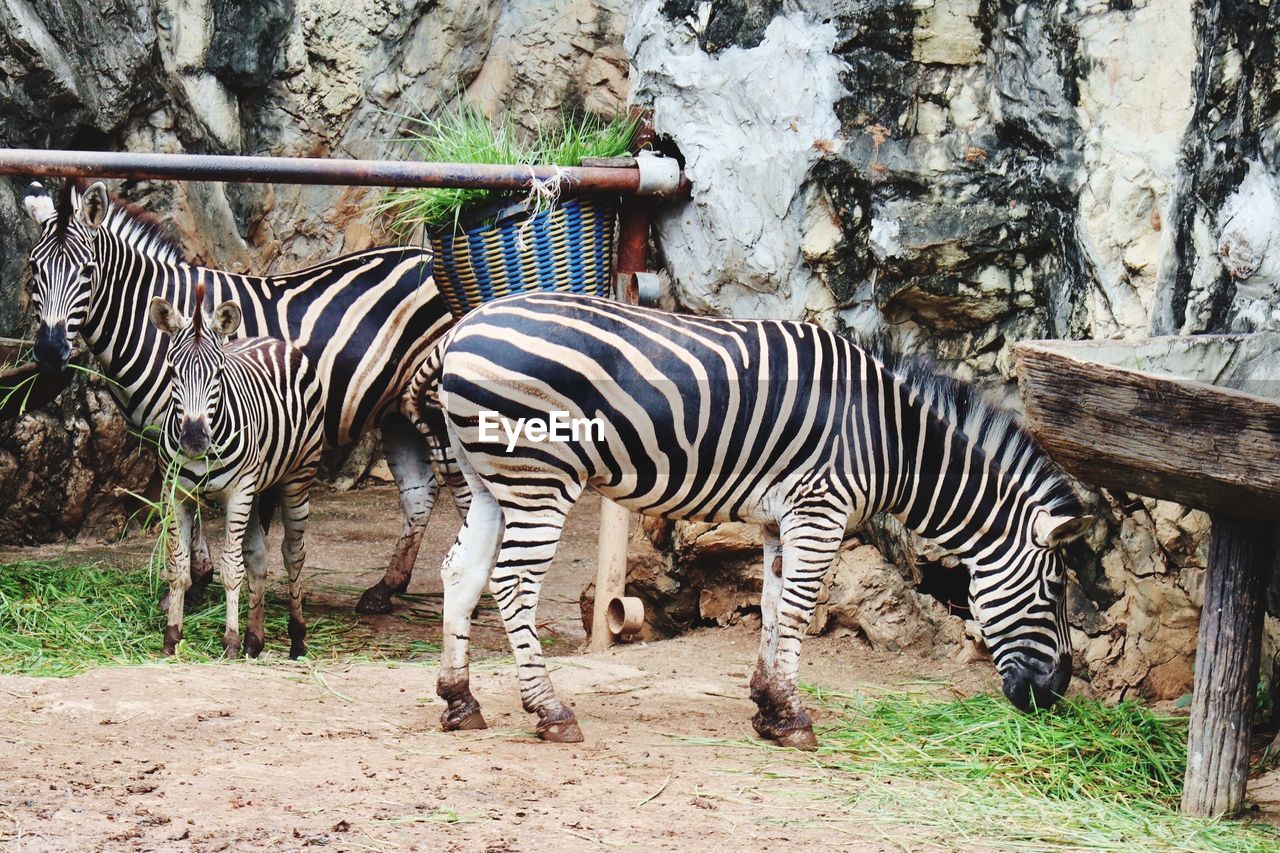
[970, 509, 1094, 713]
[22, 180, 110, 376]
[149, 285, 243, 459]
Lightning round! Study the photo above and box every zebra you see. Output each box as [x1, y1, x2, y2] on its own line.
[150, 281, 324, 658]
[413, 291, 1094, 748]
[21, 179, 465, 615]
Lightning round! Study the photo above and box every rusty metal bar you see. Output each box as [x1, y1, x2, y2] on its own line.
[0, 148, 689, 197]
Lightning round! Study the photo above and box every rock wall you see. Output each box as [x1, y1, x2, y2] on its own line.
[626, 0, 1280, 702]
[0, 0, 633, 540]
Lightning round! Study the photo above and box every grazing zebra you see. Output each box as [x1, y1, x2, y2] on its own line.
[151, 282, 324, 657]
[415, 292, 1093, 748]
[21, 179, 465, 615]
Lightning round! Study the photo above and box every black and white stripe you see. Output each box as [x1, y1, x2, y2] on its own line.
[22, 180, 466, 613]
[151, 283, 325, 659]
[419, 292, 1093, 746]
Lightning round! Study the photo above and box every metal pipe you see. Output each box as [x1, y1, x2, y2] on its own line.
[0, 148, 689, 197]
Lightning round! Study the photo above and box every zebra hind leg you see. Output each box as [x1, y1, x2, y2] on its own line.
[490, 500, 580, 743]
[279, 477, 313, 660]
[356, 413, 439, 614]
[243, 496, 269, 658]
[437, 473, 504, 732]
[749, 515, 843, 750]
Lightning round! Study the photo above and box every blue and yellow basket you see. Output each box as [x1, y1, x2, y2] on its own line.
[431, 195, 618, 318]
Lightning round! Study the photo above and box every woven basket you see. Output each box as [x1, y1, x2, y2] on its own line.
[430, 195, 618, 318]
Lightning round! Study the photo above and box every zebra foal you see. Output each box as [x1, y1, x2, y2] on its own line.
[416, 292, 1093, 748]
[151, 282, 324, 659]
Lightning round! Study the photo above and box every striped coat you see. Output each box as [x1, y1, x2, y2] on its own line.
[416, 292, 1092, 747]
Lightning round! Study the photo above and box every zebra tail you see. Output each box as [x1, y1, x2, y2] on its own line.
[400, 340, 469, 504]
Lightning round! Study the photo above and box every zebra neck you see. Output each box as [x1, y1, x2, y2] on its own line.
[889, 392, 1020, 558]
[83, 238, 210, 426]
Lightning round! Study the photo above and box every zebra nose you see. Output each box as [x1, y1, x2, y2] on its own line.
[33, 321, 71, 376]
[1002, 655, 1070, 713]
[179, 417, 211, 457]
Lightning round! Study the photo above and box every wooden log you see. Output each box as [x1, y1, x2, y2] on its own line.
[1182, 516, 1276, 817]
[589, 500, 634, 652]
[1015, 341, 1280, 521]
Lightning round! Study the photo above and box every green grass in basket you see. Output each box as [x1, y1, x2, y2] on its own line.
[378, 104, 637, 235]
[0, 560, 437, 676]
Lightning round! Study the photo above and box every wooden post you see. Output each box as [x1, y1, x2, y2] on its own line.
[1182, 516, 1276, 817]
[588, 112, 656, 652]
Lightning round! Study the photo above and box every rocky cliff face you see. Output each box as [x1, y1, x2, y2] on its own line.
[627, 0, 1280, 702]
[0, 0, 632, 539]
[2, 0, 1276, 703]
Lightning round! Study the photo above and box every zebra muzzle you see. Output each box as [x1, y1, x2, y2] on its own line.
[33, 321, 71, 376]
[179, 418, 212, 457]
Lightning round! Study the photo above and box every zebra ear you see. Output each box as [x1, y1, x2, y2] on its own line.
[211, 300, 241, 336]
[149, 297, 183, 335]
[1034, 513, 1096, 549]
[78, 182, 109, 229]
[22, 182, 55, 224]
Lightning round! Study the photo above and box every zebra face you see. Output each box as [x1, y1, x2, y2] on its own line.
[150, 294, 243, 460]
[22, 181, 108, 376]
[972, 512, 1094, 713]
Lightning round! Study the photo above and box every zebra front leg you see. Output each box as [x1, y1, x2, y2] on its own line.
[155, 509, 215, 613]
[491, 504, 580, 743]
[750, 516, 843, 750]
[357, 414, 439, 614]
[163, 498, 195, 655]
[243, 496, 269, 659]
[219, 487, 255, 658]
[279, 478, 313, 660]
[437, 477, 504, 732]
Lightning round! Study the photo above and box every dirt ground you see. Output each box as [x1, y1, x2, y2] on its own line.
[0, 485, 1270, 850]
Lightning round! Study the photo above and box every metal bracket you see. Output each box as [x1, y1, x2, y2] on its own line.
[635, 151, 682, 196]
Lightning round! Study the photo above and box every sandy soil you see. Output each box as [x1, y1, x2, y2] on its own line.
[0, 485, 1273, 849]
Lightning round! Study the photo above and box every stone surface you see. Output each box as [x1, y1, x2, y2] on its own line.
[628, 0, 1280, 701]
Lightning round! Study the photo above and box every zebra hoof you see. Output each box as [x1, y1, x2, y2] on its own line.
[245, 632, 265, 659]
[441, 701, 487, 732]
[355, 582, 395, 615]
[536, 708, 584, 744]
[163, 625, 182, 656]
[775, 726, 818, 751]
[288, 616, 307, 660]
[222, 633, 241, 659]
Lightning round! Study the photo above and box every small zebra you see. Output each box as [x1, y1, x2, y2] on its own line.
[21, 180, 465, 616]
[414, 292, 1093, 748]
[150, 282, 324, 658]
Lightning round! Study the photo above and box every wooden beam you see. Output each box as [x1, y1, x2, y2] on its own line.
[1015, 341, 1280, 521]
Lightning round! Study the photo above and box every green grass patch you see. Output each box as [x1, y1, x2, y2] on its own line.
[377, 103, 636, 233]
[797, 688, 1279, 850]
[0, 560, 438, 677]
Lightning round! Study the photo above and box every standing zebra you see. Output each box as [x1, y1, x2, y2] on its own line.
[417, 292, 1093, 748]
[151, 283, 324, 657]
[21, 179, 464, 615]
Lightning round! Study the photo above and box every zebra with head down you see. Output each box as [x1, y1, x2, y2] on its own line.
[150, 281, 325, 659]
[411, 292, 1093, 748]
[21, 179, 466, 617]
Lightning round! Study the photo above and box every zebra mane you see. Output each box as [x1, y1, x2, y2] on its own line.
[867, 339, 1083, 519]
[67, 178, 185, 264]
[192, 280, 206, 343]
